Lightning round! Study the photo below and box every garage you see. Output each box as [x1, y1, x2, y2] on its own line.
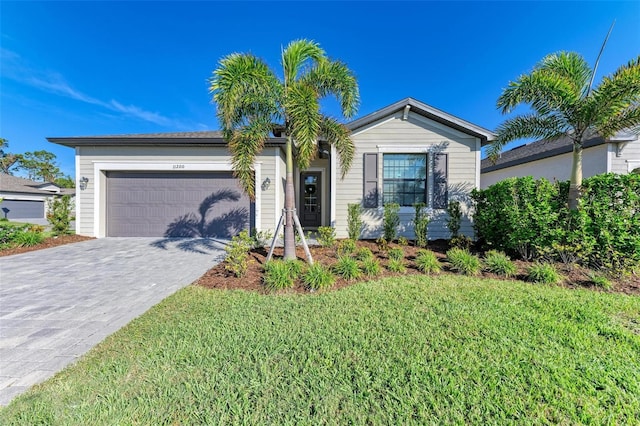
[0, 199, 45, 220]
[106, 171, 251, 237]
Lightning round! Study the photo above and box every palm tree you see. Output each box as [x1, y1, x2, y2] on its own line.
[209, 39, 359, 260]
[489, 52, 640, 209]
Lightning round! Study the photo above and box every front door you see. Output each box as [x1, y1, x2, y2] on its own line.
[300, 172, 322, 227]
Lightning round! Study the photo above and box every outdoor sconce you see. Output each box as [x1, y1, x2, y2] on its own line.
[79, 176, 89, 190]
[261, 177, 271, 191]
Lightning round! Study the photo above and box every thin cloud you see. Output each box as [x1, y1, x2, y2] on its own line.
[1, 48, 187, 129]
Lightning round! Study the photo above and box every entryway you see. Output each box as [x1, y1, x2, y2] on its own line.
[300, 171, 322, 227]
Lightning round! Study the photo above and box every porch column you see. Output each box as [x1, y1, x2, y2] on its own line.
[330, 145, 337, 227]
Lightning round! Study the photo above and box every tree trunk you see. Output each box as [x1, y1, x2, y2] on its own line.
[568, 144, 583, 210]
[283, 136, 296, 260]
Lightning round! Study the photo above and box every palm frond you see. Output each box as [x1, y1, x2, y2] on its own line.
[320, 117, 354, 177]
[286, 83, 321, 170]
[596, 105, 640, 138]
[282, 39, 325, 87]
[227, 117, 273, 199]
[538, 52, 591, 97]
[488, 114, 567, 162]
[302, 59, 360, 118]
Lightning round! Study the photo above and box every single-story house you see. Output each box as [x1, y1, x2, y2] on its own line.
[48, 98, 495, 239]
[0, 173, 75, 222]
[481, 131, 640, 188]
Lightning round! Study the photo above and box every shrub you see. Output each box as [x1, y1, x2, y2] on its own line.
[13, 230, 45, 247]
[447, 247, 481, 276]
[413, 203, 429, 248]
[251, 229, 273, 249]
[383, 203, 400, 241]
[317, 226, 336, 248]
[527, 262, 561, 284]
[333, 256, 361, 281]
[337, 239, 357, 256]
[397, 236, 409, 246]
[0, 223, 28, 248]
[354, 247, 374, 261]
[47, 195, 73, 235]
[387, 259, 406, 273]
[388, 247, 404, 262]
[302, 263, 335, 290]
[449, 235, 472, 250]
[263, 260, 303, 291]
[347, 203, 363, 240]
[447, 201, 462, 238]
[360, 257, 382, 277]
[224, 230, 254, 278]
[415, 249, 441, 274]
[484, 250, 517, 278]
[587, 272, 612, 290]
[376, 237, 389, 252]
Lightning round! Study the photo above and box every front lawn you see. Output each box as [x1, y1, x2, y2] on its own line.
[1, 277, 639, 424]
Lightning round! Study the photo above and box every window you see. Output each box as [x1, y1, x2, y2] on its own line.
[383, 154, 427, 206]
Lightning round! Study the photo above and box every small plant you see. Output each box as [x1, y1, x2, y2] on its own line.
[484, 250, 517, 278]
[263, 260, 303, 291]
[383, 203, 400, 241]
[387, 259, 406, 273]
[413, 203, 429, 248]
[449, 235, 472, 250]
[224, 230, 254, 278]
[446, 200, 462, 238]
[388, 247, 404, 262]
[360, 257, 382, 277]
[333, 256, 361, 281]
[527, 262, 561, 284]
[302, 263, 335, 290]
[347, 203, 363, 240]
[587, 271, 612, 290]
[447, 247, 481, 276]
[13, 230, 45, 247]
[397, 236, 409, 246]
[415, 249, 441, 274]
[317, 226, 336, 248]
[337, 239, 357, 256]
[251, 229, 273, 249]
[354, 247, 375, 261]
[47, 195, 73, 235]
[376, 237, 389, 252]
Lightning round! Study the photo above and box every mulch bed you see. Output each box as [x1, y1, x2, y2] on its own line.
[0, 234, 95, 257]
[195, 240, 640, 296]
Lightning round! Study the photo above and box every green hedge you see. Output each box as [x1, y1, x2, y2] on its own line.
[472, 173, 640, 272]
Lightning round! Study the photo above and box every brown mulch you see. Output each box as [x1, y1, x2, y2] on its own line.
[0, 234, 95, 257]
[196, 239, 640, 296]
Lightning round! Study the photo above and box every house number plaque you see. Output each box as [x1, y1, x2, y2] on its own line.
[172, 164, 185, 169]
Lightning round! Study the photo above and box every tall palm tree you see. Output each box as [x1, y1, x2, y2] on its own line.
[489, 52, 640, 209]
[209, 39, 359, 260]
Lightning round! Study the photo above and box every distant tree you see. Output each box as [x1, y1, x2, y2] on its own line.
[54, 175, 75, 188]
[0, 138, 21, 175]
[490, 52, 640, 210]
[19, 150, 62, 182]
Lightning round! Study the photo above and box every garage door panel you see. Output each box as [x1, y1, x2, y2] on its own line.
[106, 172, 251, 237]
[0, 199, 45, 219]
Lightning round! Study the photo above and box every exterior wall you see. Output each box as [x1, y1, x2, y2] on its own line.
[335, 110, 479, 240]
[76, 145, 278, 237]
[610, 139, 640, 174]
[481, 144, 608, 188]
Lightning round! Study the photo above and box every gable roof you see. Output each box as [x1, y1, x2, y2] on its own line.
[0, 173, 74, 196]
[48, 131, 287, 147]
[348, 97, 496, 145]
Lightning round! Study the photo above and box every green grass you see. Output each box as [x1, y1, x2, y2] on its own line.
[1, 277, 639, 424]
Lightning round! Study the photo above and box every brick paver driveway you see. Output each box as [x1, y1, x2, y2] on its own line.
[0, 237, 227, 405]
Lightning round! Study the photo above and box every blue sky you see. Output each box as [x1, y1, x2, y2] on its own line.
[2, 1, 639, 178]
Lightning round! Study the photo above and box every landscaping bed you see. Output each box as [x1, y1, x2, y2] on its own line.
[0, 234, 94, 257]
[196, 239, 640, 296]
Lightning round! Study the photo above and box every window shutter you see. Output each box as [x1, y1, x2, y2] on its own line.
[433, 153, 448, 209]
[363, 153, 378, 208]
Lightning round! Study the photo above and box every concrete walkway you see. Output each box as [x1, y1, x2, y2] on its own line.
[0, 237, 228, 406]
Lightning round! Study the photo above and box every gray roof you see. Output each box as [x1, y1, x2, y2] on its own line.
[348, 97, 496, 145]
[0, 173, 75, 196]
[48, 130, 287, 147]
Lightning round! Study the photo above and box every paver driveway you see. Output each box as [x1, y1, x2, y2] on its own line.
[0, 237, 228, 406]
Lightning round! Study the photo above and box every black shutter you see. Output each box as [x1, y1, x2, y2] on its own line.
[433, 153, 448, 209]
[363, 153, 378, 208]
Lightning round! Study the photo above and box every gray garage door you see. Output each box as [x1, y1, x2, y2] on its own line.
[106, 171, 252, 237]
[0, 199, 45, 220]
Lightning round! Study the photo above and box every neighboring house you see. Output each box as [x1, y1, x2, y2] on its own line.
[48, 98, 495, 239]
[481, 131, 640, 188]
[0, 173, 75, 222]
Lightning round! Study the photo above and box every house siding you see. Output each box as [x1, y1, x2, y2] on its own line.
[481, 144, 608, 189]
[610, 139, 640, 174]
[335, 111, 479, 240]
[76, 145, 278, 237]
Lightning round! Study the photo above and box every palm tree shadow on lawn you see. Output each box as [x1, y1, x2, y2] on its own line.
[151, 189, 248, 254]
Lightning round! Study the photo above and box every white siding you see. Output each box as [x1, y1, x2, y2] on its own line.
[76, 145, 279, 237]
[335, 111, 479, 240]
[610, 139, 640, 174]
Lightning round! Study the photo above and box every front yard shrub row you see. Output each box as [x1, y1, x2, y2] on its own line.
[472, 173, 640, 272]
[0, 222, 46, 249]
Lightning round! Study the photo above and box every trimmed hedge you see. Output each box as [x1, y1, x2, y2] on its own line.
[472, 173, 640, 272]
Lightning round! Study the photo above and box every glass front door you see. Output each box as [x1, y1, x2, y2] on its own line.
[300, 172, 322, 227]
